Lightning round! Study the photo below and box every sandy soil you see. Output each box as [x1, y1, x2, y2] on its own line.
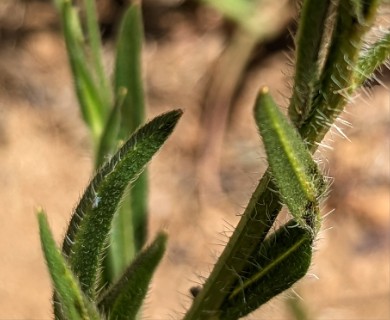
[0, 1, 389, 319]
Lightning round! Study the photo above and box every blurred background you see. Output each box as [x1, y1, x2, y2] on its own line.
[0, 0, 389, 319]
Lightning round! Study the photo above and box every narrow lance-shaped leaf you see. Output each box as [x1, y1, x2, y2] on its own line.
[255, 87, 325, 231]
[82, 0, 112, 109]
[115, 3, 145, 138]
[220, 220, 313, 320]
[96, 88, 127, 167]
[353, 29, 390, 89]
[62, 110, 182, 298]
[107, 2, 148, 284]
[184, 173, 283, 320]
[37, 209, 101, 320]
[98, 232, 167, 320]
[299, 0, 380, 148]
[288, 0, 331, 126]
[59, 0, 107, 143]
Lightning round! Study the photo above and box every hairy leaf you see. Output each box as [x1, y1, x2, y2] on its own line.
[255, 88, 324, 231]
[62, 110, 182, 298]
[299, 0, 380, 147]
[98, 232, 167, 319]
[37, 209, 101, 320]
[354, 30, 390, 89]
[221, 220, 313, 320]
[107, 3, 148, 282]
[96, 88, 126, 167]
[288, 0, 331, 126]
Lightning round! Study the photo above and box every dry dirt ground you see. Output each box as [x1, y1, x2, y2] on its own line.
[0, 1, 389, 319]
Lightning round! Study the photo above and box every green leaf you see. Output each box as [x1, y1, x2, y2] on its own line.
[37, 209, 101, 320]
[202, 0, 288, 38]
[115, 3, 145, 138]
[96, 88, 127, 167]
[184, 173, 283, 320]
[81, 0, 112, 109]
[299, 0, 380, 148]
[221, 220, 313, 320]
[288, 0, 331, 126]
[107, 2, 148, 284]
[98, 232, 167, 320]
[61, 110, 182, 298]
[59, 0, 107, 144]
[255, 88, 325, 231]
[202, 0, 255, 27]
[354, 29, 390, 89]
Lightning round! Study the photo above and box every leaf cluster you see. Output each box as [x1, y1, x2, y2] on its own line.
[39, 111, 182, 319]
[53, 0, 151, 287]
[184, 0, 388, 319]
[38, 0, 390, 319]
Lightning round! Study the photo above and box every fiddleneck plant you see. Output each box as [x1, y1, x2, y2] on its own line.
[38, 0, 389, 319]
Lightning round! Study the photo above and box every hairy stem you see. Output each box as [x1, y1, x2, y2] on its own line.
[184, 2, 380, 318]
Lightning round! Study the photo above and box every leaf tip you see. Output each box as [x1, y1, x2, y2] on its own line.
[155, 230, 168, 248]
[36, 207, 48, 229]
[254, 86, 273, 125]
[162, 108, 183, 130]
[259, 86, 270, 95]
[172, 108, 184, 118]
[36, 206, 45, 215]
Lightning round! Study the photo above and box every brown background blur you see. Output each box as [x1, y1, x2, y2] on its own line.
[0, 1, 389, 319]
